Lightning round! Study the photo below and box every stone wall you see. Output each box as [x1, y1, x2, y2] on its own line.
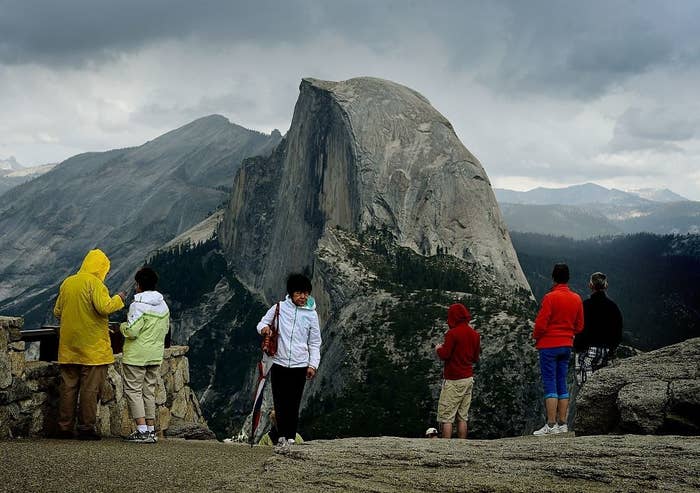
[0, 316, 212, 439]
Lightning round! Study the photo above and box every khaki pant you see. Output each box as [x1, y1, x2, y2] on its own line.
[122, 364, 159, 420]
[437, 377, 474, 423]
[58, 364, 108, 432]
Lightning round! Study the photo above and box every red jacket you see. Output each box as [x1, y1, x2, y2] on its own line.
[533, 284, 584, 349]
[437, 304, 481, 379]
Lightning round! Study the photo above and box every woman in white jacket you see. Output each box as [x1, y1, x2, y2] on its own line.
[257, 273, 322, 445]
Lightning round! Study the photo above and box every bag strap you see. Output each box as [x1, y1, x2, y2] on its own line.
[271, 302, 280, 334]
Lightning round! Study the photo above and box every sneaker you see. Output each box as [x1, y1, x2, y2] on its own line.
[123, 430, 154, 443]
[275, 436, 290, 451]
[533, 423, 557, 436]
[149, 431, 158, 443]
[555, 424, 568, 433]
[287, 438, 296, 447]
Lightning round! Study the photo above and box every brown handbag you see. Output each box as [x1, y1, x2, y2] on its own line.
[261, 302, 280, 357]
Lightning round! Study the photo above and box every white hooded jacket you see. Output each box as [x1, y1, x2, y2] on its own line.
[119, 290, 170, 366]
[256, 295, 322, 369]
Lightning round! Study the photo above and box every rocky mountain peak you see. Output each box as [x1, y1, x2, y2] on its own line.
[0, 156, 22, 171]
[0, 116, 281, 324]
[211, 77, 538, 439]
[221, 76, 528, 301]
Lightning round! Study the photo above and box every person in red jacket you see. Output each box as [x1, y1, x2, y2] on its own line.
[435, 303, 481, 439]
[532, 263, 584, 435]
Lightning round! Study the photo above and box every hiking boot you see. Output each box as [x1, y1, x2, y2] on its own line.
[533, 423, 557, 436]
[123, 430, 154, 443]
[77, 430, 101, 441]
[555, 424, 568, 433]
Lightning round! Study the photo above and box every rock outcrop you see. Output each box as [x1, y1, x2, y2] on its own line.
[0, 316, 212, 439]
[220, 77, 528, 301]
[264, 435, 700, 492]
[192, 77, 540, 439]
[3, 434, 699, 492]
[575, 337, 700, 435]
[0, 116, 281, 326]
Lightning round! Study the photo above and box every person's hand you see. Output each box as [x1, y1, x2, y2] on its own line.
[260, 325, 271, 336]
[117, 291, 127, 301]
[435, 343, 443, 352]
[306, 367, 317, 380]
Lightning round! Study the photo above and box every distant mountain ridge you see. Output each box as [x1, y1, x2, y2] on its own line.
[0, 115, 282, 324]
[495, 183, 689, 206]
[0, 157, 56, 196]
[495, 183, 699, 238]
[626, 187, 689, 203]
[0, 156, 23, 171]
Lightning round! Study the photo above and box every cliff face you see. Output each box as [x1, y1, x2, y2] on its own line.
[206, 78, 540, 439]
[220, 78, 527, 303]
[0, 116, 281, 325]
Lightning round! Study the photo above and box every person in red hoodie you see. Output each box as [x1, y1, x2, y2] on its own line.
[532, 263, 584, 436]
[435, 303, 481, 439]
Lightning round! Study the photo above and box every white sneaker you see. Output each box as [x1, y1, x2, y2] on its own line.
[555, 424, 568, 433]
[533, 423, 557, 436]
[275, 436, 290, 450]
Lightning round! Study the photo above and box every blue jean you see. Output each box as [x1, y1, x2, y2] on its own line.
[539, 347, 571, 399]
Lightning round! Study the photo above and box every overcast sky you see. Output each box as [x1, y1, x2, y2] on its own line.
[2, 0, 700, 199]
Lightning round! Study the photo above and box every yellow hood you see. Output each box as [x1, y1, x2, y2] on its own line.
[78, 249, 111, 281]
[54, 248, 123, 365]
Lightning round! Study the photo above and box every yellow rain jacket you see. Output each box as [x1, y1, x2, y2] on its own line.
[53, 249, 124, 365]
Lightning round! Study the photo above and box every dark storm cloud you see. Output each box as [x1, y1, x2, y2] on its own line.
[3, 1, 700, 198]
[131, 93, 259, 128]
[0, 0, 429, 65]
[0, 0, 319, 65]
[608, 106, 700, 152]
[4, 0, 698, 98]
[476, 1, 700, 99]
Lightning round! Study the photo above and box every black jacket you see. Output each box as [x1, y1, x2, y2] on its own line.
[574, 291, 623, 352]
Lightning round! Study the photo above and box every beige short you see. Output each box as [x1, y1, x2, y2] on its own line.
[437, 377, 474, 423]
[122, 364, 159, 420]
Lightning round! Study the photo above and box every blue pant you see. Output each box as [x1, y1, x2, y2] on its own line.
[538, 347, 571, 399]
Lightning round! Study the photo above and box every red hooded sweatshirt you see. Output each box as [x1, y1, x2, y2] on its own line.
[533, 283, 584, 349]
[436, 304, 481, 379]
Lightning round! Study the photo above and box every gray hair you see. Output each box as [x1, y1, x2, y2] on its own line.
[590, 272, 608, 290]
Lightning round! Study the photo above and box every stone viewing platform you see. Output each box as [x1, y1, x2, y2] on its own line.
[0, 316, 212, 439]
[0, 434, 698, 492]
[2, 314, 699, 492]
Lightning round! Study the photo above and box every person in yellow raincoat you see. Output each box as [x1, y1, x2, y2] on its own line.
[53, 249, 125, 439]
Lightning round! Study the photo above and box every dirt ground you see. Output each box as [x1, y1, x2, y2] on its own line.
[1, 434, 699, 492]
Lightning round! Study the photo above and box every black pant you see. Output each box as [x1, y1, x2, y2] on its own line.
[270, 364, 307, 440]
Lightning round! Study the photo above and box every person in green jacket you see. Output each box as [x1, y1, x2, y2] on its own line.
[120, 267, 170, 444]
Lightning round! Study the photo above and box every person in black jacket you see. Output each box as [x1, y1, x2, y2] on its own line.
[574, 272, 623, 385]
